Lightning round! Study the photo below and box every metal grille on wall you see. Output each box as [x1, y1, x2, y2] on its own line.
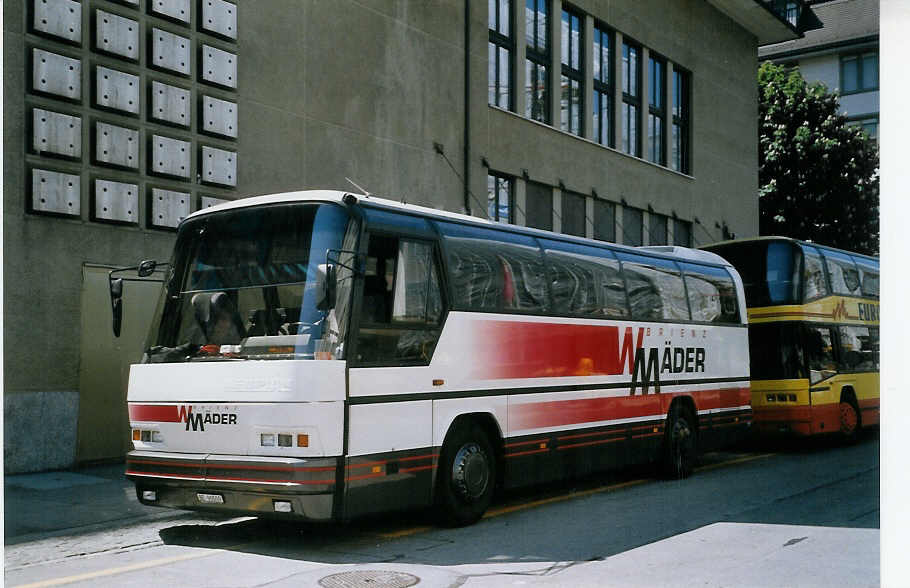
[25, 0, 238, 229]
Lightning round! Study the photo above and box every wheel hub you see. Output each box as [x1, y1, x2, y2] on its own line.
[452, 443, 489, 501]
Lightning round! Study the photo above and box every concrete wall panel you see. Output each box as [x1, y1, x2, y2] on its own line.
[33, 108, 81, 158]
[31, 168, 81, 215]
[151, 134, 191, 177]
[201, 95, 237, 138]
[95, 121, 139, 168]
[152, 28, 191, 75]
[95, 9, 138, 60]
[202, 0, 237, 39]
[150, 80, 191, 126]
[151, 0, 190, 24]
[201, 145, 236, 186]
[151, 188, 191, 228]
[32, 48, 81, 99]
[33, 0, 82, 43]
[96, 66, 139, 114]
[201, 44, 236, 88]
[94, 179, 138, 223]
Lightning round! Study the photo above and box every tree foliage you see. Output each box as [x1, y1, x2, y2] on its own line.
[758, 61, 879, 255]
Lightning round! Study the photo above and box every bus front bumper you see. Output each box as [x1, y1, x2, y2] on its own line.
[126, 450, 339, 521]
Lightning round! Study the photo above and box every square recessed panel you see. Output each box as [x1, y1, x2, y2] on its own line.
[94, 179, 138, 223]
[33, 109, 81, 158]
[33, 0, 82, 43]
[32, 48, 81, 99]
[151, 188, 191, 228]
[152, 28, 191, 76]
[201, 195, 229, 209]
[96, 122, 139, 168]
[152, 135, 191, 178]
[201, 45, 236, 88]
[201, 96, 237, 138]
[151, 0, 190, 23]
[201, 0, 237, 40]
[95, 10, 139, 60]
[32, 169, 80, 216]
[96, 66, 139, 114]
[201, 146, 236, 186]
[151, 81, 191, 126]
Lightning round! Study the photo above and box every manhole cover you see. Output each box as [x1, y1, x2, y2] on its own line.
[318, 570, 420, 588]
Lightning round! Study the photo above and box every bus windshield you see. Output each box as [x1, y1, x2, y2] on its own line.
[707, 240, 800, 307]
[143, 202, 358, 363]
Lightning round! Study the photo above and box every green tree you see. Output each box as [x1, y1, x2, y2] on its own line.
[758, 61, 879, 255]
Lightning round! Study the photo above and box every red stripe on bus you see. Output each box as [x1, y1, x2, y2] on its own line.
[509, 387, 749, 430]
[129, 404, 181, 422]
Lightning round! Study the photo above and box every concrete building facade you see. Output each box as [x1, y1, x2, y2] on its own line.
[3, 0, 805, 473]
[760, 0, 879, 140]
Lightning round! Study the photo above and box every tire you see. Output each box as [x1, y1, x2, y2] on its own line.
[839, 397, 861, 442]
[661, 403, 697, 479]
[436, 423, 496, 527]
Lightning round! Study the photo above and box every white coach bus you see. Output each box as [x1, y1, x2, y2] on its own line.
[117, 190, 751, 526]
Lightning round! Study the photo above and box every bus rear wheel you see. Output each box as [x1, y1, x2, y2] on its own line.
[436, 423, 495, 527]
[662, 404, 696, 479]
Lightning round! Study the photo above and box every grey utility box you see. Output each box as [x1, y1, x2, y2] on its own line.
[201, 96, 237, 138]
[151, 188, 191, 228]
[33, 0, 82, 43]
[95, 10, 139, 60]
[201, 45, 236, 88]
[94, 179, 138, 223]
[33, 48, 81, 100]
[152, 28, 191, 76]
[33, 108, 81, 158]
[96, 66, 139, 114]
[32, 169, 81, 216]
[96, 122, 139, 168]
[151, 81, 191, 126]
[201, 0, 237, 39]
[151, 0, 191, 24]
[152, 135, 191, 178]
[201, 146, 236, 186]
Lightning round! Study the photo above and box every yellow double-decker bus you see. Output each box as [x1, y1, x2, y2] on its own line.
[704, 237, 879, 439]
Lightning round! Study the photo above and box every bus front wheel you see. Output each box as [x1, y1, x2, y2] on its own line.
[662, 403, 696, 479]
[839, 395, 861, 442]
[436, 423, 495, 526]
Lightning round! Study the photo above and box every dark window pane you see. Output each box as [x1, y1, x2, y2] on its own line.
[543, 241, 628, 318]
[622, 206, 642, 246]
[526, 181, 553, 230]
[862, 53, 878, 89]
[526, 60, 549, 122]
[648, 212, 667, 245]
[616, 252, 688, 320]
[561, 191, 585, 237]
[854, 258, 879, 297]
[823, 249, 861, 296]
[593, 199, 615, 242]
[838, 325, 877, 371]
[805, 325, 836, 384]
[842, 56, 858, 93]
[749, 323, 806, 380]
[673, 218, 691, 247]
[801, 245, 828, 300]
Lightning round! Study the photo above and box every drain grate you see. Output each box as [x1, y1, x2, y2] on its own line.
[318, 570, 420, 588]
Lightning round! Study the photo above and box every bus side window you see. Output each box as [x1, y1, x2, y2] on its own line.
[801, 246, 829, 301]
[823, 250, 861, 296]
[680, 263, 740, 324]
[805, 325, 836, 384]
[837, 325, 876, 371]
[616, 253, 689, 321]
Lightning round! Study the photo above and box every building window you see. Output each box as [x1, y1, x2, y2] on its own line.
[525, 0, 550, 124]
[647, 56, 666, 165]
[525, 180, 552, 230]
[673, 218, 692, 247]
[561, 190, 585, 236]
[622, 205, 643, 246]
[592, 25, 613, 147]
[840, 52, 878, 94]
[671, 67, 690, 174]
[487, 172, 513, 223]
[621, 40, 641, 157]
[560, 7, 582, 136]
[648, 212, 668, 245]
[593, 198, 615, 242]
[488, 0, 513, 110]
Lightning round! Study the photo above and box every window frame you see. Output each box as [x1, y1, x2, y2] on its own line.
[560, 5, 583, 136]
[487, 171, 514, 224]
[647, 54, 666, 166]
[525, 0, 551, 124]
[621, 39, 642, 157]
[488, 0, 514, 110]
[592, 23, 614, 148]
[840, 51, 879, 95]
[671, 67, 690, 174]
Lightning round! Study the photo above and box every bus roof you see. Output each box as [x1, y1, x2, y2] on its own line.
[703, 236, 879, 264]
[187, 190, 737, 269]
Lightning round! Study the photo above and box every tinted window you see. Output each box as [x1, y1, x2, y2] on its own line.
[854, 257, 879, 297]
[440, 222, 547, 312]
[805, 325, 836, 384]
[593, 199, 615, 242]
[622, 207, 643, 246]
[822, 249, 861, 296]
[749, 322, 805, 380]
[616, 252, 688, 321]
[542, 240, 628, 318]
[561, 191, 586, 237]
[526, 181, 553, 231]
[680, 263, 739, 323]
[802, 245, 829, 301]
[705, 240, 800, 307]
[838, 325, 878, 371]
[766, 241, 800, 304]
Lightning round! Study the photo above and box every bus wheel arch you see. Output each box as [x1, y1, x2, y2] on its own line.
[434, 413, 500, 526]
[839, 387, 861, 440]
[661, 397, 698, 479]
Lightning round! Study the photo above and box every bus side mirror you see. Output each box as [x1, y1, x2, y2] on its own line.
[137, 259, 158, 278]
[315, 263, 337, 311]
[110, 277, 124, 337]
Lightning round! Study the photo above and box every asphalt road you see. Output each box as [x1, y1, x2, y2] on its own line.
[4, 431, 879, 587]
